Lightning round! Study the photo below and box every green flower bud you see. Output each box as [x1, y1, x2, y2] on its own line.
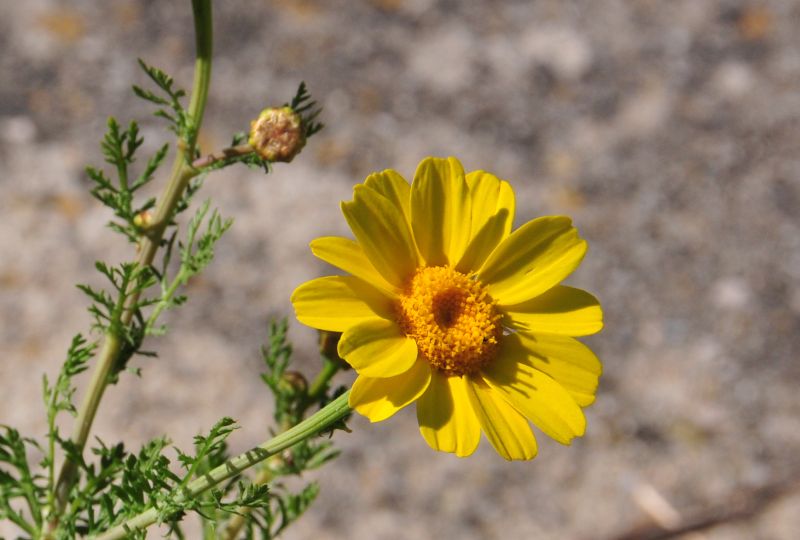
[279, 370, 308, 395]
[318, 331, 348, 369]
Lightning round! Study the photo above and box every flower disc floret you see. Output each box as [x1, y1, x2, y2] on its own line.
[397, 266, 502, 376]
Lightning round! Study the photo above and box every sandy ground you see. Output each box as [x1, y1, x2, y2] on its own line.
[2, 1, 800, 539]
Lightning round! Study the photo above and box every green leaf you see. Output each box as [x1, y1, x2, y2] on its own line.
[288, 81, 324, 138]
[135, 59, 190, 139]
[88, 117, 169, 243]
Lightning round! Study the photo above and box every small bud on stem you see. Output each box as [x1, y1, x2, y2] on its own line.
[280, 370, 309, 396]
[319, 330, 349, 371]
[133, 210, 154, 231]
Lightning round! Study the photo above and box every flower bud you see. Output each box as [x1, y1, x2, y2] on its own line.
[318, 331, 348, 369]
[133, 210, 153, 230]
[248, 106, 305, 162]
[279, 370, 308, 395]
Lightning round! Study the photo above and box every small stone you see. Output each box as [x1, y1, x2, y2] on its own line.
[711, 61, 755, 100]
[711, 277, 751, 309]
[520, 26, 593, 81]
[0, 116, 37, 144]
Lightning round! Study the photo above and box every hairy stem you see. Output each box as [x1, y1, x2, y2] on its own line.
[92, 391, 352, 540]
[48, 0, 214, 528]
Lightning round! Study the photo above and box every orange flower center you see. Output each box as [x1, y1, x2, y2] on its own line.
[396, 266, 502, 376]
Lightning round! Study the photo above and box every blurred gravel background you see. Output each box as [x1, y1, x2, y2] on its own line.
[2, 1, 800, 539]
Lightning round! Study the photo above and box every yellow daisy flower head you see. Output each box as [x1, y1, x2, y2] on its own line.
[292, 157, 603, 460]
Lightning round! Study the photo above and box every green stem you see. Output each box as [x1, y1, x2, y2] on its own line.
[3, 502, 37, 537]
[46, 399, 56, 514]
[202, 517, 217, 540]
[187, 0, 212, 154]
[146, 270, 187, 331]
[221, 358, 343, 540]
[47, 0, 214, 530]
[19, 472, 42, 531]
[92, 391, 351, 540]
[306, 357, 341, 404]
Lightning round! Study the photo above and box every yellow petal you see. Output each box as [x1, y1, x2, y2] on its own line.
[502, 285, 603, 336]
[349, 358, 431, 422]
[482, 335, 586, 444]
[456, 171, 515, 273]
[479, 216, 587, 306]
[364, 169, 411, 222]
[291, 276, 394, 332]
[310, 236, 399, 295]
[410, 157, 471, 267]
[342, 185, 419, 288]
[338, 318, 418, 378]
[466, 171, 515, 239]
[465, 377, 537, 461]
[512, 332, 602, 407]
[416, 371, 481, 457]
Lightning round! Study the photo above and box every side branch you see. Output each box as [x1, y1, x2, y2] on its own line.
[191, 144, 254, 169]
[92, 391, 352, 540]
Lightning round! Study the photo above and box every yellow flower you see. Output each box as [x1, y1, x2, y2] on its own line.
[292, 157, 603, 460]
